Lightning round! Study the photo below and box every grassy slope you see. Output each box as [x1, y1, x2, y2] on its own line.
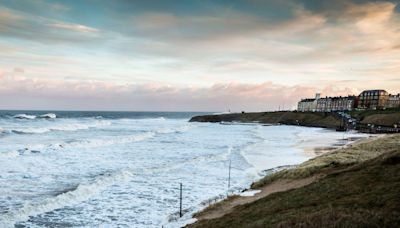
[190, 135, 400, 228]
[190, 109, 400, 128]
[190, 111, 341, 129]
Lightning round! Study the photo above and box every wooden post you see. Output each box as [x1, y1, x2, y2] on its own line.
[179, 183, 183, 217]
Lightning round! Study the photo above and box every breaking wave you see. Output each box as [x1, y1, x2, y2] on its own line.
[11, 113, 56, 120]
[13, 114, 36, 120]
[8, 124, 194, 153]
[0, 170, 134, 227]
[39, 113, 56, 119]
[9, 120, 111, 134]
[56, 124, 193, 149]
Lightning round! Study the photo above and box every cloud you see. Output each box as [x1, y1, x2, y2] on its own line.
[49, 22, 99, 33]
[0, 7, 101, 43]
[0, 0, 399, 107]
[0, 73, 359, 111]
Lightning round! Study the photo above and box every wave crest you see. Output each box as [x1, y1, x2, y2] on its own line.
[13, 114, 36, 120]
[39, 113, 56, 119]
[9, 120, 111, 134]
[0, 170, 133, 227]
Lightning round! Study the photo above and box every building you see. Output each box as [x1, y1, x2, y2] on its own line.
[298, 89, 398, 112]
[387, 94, 400, 108]
[297, 93, 320, 112]
[315, 96, 356, 112]
[358, 90, 389, 109]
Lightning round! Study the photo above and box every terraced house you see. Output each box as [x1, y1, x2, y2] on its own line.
[387, 93, 400, 108]
[298, 89, 400, 112]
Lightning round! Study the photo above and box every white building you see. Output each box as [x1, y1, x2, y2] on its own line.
[297, 93, 320, 112]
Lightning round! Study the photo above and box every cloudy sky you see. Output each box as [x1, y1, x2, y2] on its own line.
[0, 0, 399, 111]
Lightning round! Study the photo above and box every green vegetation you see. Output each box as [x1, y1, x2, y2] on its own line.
[189, 135, 400, 228]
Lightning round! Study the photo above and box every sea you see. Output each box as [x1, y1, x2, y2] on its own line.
[0, 110, 369, 227]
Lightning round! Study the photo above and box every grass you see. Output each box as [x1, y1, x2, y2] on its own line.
[252, 135, 399, 188]
[189, 134, 400, 228]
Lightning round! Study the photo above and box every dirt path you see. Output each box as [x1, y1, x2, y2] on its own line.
[195, 173, 324, 221]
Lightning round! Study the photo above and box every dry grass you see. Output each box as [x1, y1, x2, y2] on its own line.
[252, 134, 399, 188]
[360, 113, 400, 126]
[193, 195, 240, 218]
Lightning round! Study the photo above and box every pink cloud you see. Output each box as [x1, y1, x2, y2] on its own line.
[49, 22, 99, 33]
[0, 74, 361, 111]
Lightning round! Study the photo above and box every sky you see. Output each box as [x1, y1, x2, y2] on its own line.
[0, 0, 399, 111]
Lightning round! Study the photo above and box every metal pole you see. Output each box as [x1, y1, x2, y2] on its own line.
[179, 183, 183, 217]
[228, 159, 231, 190]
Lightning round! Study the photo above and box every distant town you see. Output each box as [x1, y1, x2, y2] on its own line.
[297, 89, 400, 112]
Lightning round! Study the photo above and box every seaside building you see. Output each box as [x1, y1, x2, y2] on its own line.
[298, 89, 398, 112]
[316, 96, 357, 112]
[357, 90, 389, 109]
[297, 93, 320, 112]
[387, 94, 400, 108]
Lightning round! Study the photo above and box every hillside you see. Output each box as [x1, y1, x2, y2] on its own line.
[190, 111, 341, 129]
[190, 109, 400, 131]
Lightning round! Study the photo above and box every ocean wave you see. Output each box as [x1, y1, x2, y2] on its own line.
[60, 125, 192, 149]
[13, 114, 36, 120]
[8, 124, 193, 154]
[9, 120, 111, 134]
[66, 131, 156, 148]
[38, 113, 56, 119]
[0, 170, 134, 227]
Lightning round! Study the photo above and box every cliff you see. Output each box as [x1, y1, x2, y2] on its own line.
[190, 111, 342, 129]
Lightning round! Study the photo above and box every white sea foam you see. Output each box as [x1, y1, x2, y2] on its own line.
[0, 150, 19, 158]
[64, 124, 193, 149]
[0, 170, 134, 227]
[239, 189, 261, 197]
[10, 120, 111, 134]
[66, 131, 156, 148]
[13, 114, 36, 119]
[39, 113, 57, 119]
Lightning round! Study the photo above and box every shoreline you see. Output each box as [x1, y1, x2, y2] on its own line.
[186, 133, 393, 227]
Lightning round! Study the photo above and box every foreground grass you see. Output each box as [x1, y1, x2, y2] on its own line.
[190, 134, 400, 228]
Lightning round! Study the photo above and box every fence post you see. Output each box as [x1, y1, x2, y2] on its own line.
[179, 183, 183, 217]
[228, 159, 231, 192]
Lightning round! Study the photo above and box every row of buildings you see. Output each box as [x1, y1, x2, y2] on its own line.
[297, 90, 400, 112]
